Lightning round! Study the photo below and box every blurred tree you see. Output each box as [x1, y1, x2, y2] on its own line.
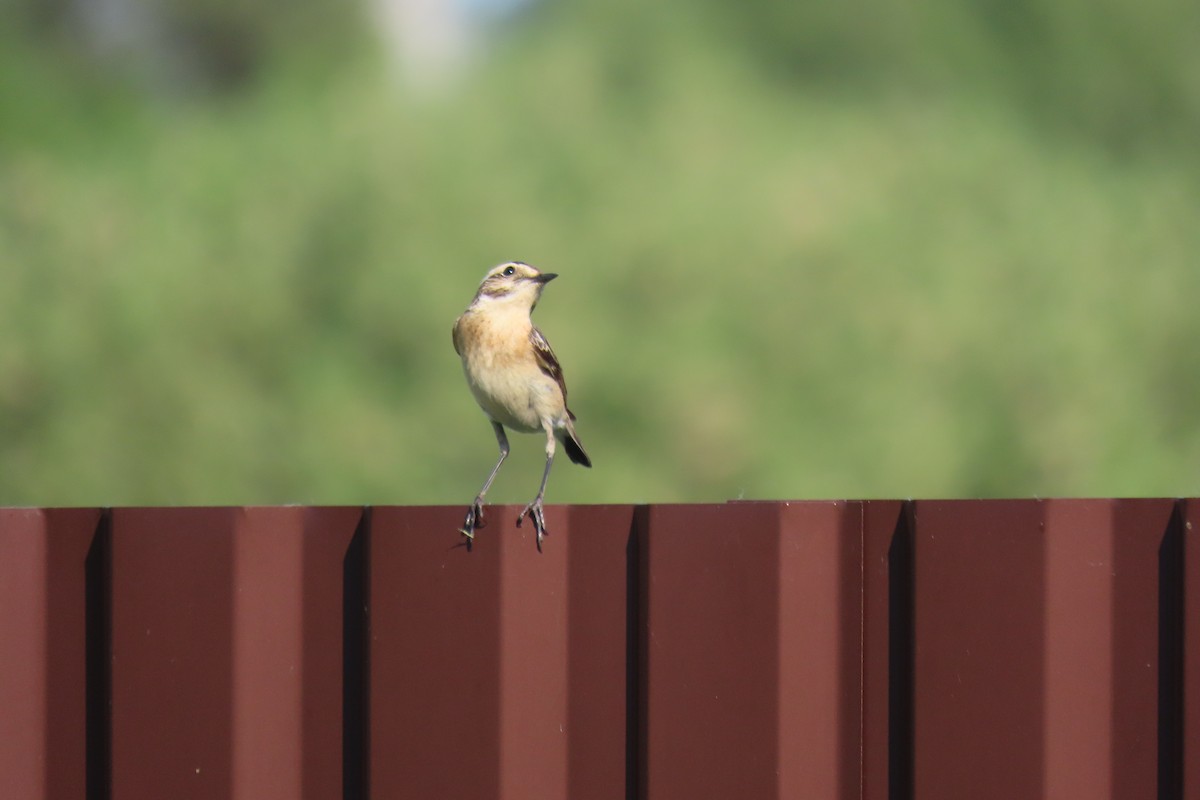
[8, 0, 364, 94]
[696, 0, 1199, 151]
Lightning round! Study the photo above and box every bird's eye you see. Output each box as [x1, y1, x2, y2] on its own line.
[503, 266, 516, 276]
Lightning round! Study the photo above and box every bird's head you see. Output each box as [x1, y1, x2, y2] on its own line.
[472, 261, 558, 310]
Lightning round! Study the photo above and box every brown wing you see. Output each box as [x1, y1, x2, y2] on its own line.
[530, 325, 576, 420]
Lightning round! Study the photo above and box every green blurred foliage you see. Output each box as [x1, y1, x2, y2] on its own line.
[706, 0, 1200, 150]
[1, 0, 1197, 506]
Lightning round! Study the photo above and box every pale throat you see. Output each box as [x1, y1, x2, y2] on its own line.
[472, 286, 542, 315]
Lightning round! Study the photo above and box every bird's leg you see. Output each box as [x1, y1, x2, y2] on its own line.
[517, 426, 556, 550]
[461, 422, 509, 540]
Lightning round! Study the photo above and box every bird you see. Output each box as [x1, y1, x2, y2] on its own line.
[452, 261, 591, 548]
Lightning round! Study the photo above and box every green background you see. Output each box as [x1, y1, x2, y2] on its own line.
[2, 0, 1198, 506]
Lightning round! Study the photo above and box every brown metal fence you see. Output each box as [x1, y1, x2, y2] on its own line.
[1, 500, 1197, 799]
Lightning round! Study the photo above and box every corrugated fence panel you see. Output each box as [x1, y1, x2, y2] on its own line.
[564, 504, 641, 800]
[368, 504, 633, 800]
[640, 502, 782, 799]
[640, 502, 862, 799]
[911, 500, 1047, 798]
[908, 498, 1187, 800]
[1042, 498, 1121, 799]
[109, 506, 360, 800]
[777, 501, 862, 800]
[0, 500, 1197, 799]
[1107, 499, 1179, 798]
[0, 507, 101, 800]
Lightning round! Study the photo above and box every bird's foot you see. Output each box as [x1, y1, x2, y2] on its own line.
[516, 497, 547, 551]
[459, 498, 486, 541]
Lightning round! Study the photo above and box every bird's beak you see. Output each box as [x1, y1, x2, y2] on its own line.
[534, 272, 559, 284]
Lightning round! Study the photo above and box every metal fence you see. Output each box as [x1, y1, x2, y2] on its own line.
[1, 500, 1197, 799]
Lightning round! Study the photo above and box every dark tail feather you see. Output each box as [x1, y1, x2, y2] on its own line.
[561, 430, 591, 468]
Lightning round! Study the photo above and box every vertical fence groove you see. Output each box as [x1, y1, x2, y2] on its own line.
[85, 509, 111, 800]
[887, 502, 914, 800]
[1158, 503, 1185, 800]
[342, 508, 370, 800]
[625, 506, 648, 800]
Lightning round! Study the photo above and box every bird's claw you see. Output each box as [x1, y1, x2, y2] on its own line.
[516, 498, 547, 550]
[459, 500, 486, 540]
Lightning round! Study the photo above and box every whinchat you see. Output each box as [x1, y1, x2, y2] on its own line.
[453, 261, 591, 548]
